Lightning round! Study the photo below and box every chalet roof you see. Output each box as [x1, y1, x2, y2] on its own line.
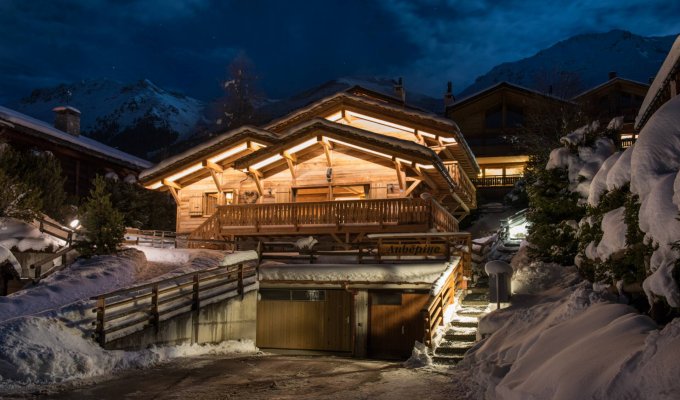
[572, 77, 649, 100]
[636, 35, 680, 131]
[0, 105, 152, 171]
[139, 126, 279, 183]
[234, 118, 462, 194]
[263, 91, 478, 172]
[448, 81, 572, 110]
[235, 118, 438, 167]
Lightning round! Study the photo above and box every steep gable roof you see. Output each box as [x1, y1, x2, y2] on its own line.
[448, 81, 572, 111]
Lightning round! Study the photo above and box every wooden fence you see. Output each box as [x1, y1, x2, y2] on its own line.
[91, 261, 256, 346]
[421, 257, 465, 347]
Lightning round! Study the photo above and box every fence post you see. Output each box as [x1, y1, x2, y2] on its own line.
[237, 264, 244, 299]
[95, 296, 106, 346]
[151, 284, 159, 332]
[192, 274, 200, 311]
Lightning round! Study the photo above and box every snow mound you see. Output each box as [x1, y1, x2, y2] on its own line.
[588, 151, 621, 206]
[0, 245, 21, 277]
[606, 144, 633, 191]
[596, 207, 627, 260]
[403, 341, 432, 368]
[0, 218, 66, 252]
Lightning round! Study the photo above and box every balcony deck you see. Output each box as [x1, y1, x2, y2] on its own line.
[189, 197, 459, 242]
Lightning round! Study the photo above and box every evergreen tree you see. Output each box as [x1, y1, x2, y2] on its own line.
[104, 178, 176, 230]
[0, 169, 42, 222]
[76, 176, 125, 256]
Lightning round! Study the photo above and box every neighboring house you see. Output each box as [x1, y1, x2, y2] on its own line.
[636, 35, 680, 132]
[0, 105, 153, 197]
[445, 82, 571, 196]
[139, 87, 478, 359]
[573, 72, 649, 148]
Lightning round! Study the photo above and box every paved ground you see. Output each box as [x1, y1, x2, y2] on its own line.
[7, 354, 477, 400]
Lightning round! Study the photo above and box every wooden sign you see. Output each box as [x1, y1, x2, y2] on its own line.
[379, 243, 447, 256]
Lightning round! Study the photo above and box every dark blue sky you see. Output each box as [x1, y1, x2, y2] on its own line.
[1, 0, 679, 102]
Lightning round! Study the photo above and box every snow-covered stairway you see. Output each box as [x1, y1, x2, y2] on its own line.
[433, 289, 488, 365]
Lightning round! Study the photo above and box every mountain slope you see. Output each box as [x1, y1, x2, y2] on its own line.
[13, 79, 205, 158]
[460, 30, 677, 98]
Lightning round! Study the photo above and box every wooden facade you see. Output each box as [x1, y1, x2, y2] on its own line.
[574, 74, 649, 148]
[140, 91, 479, 243]
[0, 105, 151, 197]
[446, 82, 569, 192]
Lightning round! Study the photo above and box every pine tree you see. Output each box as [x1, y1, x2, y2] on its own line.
[0, 169, 42, 222]
[76, 176, 125, 256]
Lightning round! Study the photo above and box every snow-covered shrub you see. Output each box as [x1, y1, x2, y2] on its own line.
[76, 176, 125, 256]
[0, 169, 42, 223]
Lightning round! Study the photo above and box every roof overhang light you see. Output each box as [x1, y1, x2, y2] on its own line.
[325, 137, 392, 159]
[416, 163, 436, 169]
[325, 111, 343, 122]
[146, 181, 163, 190]
[419, 130, 437, 139]
[166, 163, 202, 182]
[345, 111, 414, 133]
[439, 136, 457, 144]
[208, 143, 248, 163]
[285, 138, 318, 154]
[250, 154, 283, 170]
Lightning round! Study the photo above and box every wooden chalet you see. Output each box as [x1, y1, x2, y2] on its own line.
[636, 35, 680, 132]
[446, 82, 571, 196]
[0, 105, 152, 197]
[140, 89, 479, 246]
[574, 72, 649, 148]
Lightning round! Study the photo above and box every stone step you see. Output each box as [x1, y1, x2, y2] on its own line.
[443, 333, 477, 342]
[435, 344, 474, 356]
[432, 354, 465, 365]
[457, 311, 484, 318]
[450, 320, 478, 328]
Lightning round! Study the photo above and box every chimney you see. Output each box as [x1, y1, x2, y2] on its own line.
[394, 77, 406, 104]
[53, 106, 81, 136]
[443, 81, 456, 108]
[608, 71, 617, 80]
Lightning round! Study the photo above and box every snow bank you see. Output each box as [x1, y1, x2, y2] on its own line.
[0, 312, 256, 386]
[0, 218, 66, 252]
[463, 265, 679, 400]
[0, 245, 21, 277]
[596, 207, 627, 260]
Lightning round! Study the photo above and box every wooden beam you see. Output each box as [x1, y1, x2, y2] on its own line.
[394, 160, 405, 190]
[411, 166, 438, 190]
[168, 186, 180, 206]
[285, 157, 296, 180]
[162, 179, 182, 190]
[404, 179, 423, 196]
[248, 168, 264, 196]
[320, 140, 333, 167]
[208, 169, 223, 199]
[202, 160, 224, 172]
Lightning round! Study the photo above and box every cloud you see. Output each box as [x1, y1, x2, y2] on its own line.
[378, 0, 680, 94]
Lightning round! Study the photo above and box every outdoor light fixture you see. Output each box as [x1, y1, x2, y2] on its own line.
[346, 111, 414, 133]
[250, 154, 283, 170]
[208, 143, 248, 163]
[325, 137, 392, 159]
[285, 138, 318, 154]
[166, 163, 202, 182]
[146, 181, 163, 190]
[69, 218, 81, 230]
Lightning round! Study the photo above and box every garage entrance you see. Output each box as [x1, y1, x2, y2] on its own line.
[368, 290, 429, 359]
[257, 288, 352, 352]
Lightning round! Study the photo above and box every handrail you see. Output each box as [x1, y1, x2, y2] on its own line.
[91, 261, 256, 346]
[471, 175, 522, 188]
[444, 162, 477, 208]
[34, 217, 74, 245]
[30, 245, 78, 281]
[430, 198, 459, 232]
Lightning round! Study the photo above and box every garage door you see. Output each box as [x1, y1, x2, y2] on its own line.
[257, 289, 352, 352]
[368, 291, 429, 359]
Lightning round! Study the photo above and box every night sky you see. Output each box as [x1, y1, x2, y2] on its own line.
[1, 0, 679, 102]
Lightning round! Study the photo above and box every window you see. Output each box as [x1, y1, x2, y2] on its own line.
[371, 292, 402, 305]
[485, 105, 503, 129]
[203, 192, 219, 216]
[259, 289, 326, 301]
[224, 190, 235, 205]
[506, 105, 524, 128]
[484, 168, 504, 177]
[505, 166, 524, 176]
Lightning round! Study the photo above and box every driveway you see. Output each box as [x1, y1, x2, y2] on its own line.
[16, 354, 475, 400]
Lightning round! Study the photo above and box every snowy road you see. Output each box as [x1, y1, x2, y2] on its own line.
[24, 355, 475, 400]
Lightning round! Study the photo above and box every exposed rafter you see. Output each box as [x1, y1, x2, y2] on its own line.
[162, 179, 182, 190]
[168, 186, 180, 205]
[248, 168, 264, 196]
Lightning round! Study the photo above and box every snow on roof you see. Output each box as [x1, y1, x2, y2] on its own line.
[450, 81, 572, 108]
[138, 125, 278, 182]
[259, 259, 455, 289]
[0, 105, 152, 171]
[636, 35, 680, 130]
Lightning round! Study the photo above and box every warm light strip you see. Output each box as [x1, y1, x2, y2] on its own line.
[285, 138, 318, 154]
[166, 163, 203, 182]
[325, 137, 392, 159]
[396, 157, 413, 165]
[146, 181, 163, 190]
[416, 163, 436, 169]
[251, 154, 283, 170]
[439, 136, 457, 144]
[346, 111, 414, 133]
[208, 143, 248, 163]
[325, 111, 343, 122]
[419, 130, 437, 139]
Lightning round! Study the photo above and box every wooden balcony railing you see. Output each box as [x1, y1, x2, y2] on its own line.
[472, 175, 522, 188]
[444, 162, 477, 208]
[189, 197, 460, 242]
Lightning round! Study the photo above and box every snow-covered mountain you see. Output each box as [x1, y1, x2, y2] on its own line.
[459, 30, 677, 98]
[12, 79, 206, 159]
[255, 76, 444, 123]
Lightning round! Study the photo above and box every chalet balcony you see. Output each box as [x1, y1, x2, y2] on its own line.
[472, 175, 522, 188]
[189, 197, 459, 242]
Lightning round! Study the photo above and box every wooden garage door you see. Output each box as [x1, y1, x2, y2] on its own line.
[257, 289, 352, 352]
[368, 291, 429, 359]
